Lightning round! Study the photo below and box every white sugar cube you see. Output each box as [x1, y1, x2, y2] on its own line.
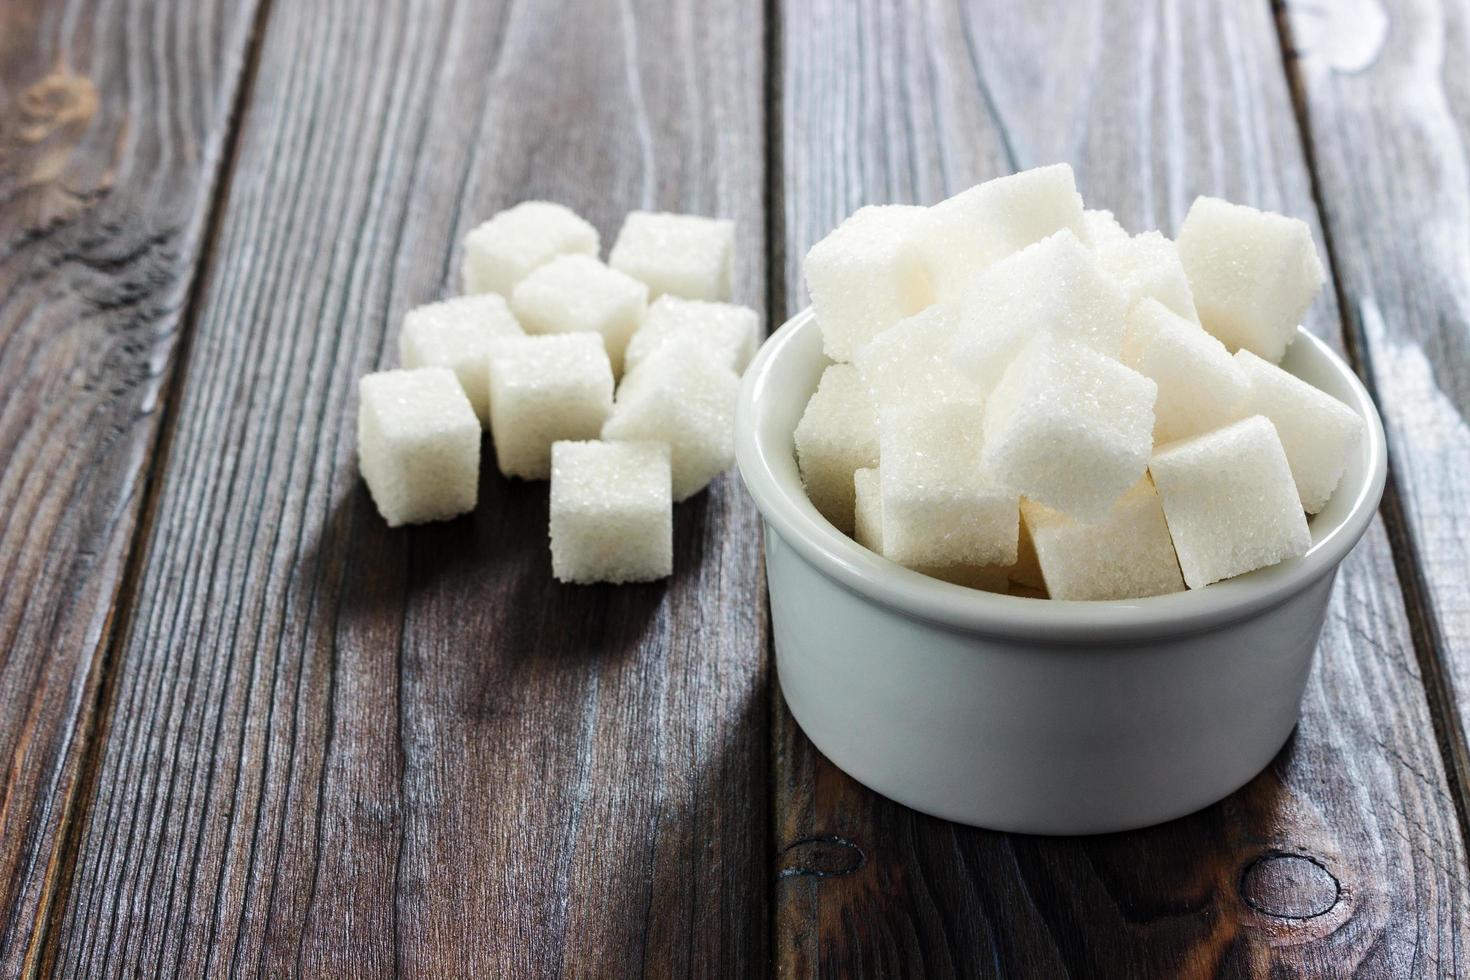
[982, 335, 1157, 522]
[1022, 478, 1185, 600]
[924, 165, 1087, 299]
[602, 338, 739, 500]
[1096, 231, 1199, 322]
[879, 399, 1019, 567]
[794, 364, 879, 532]
[1176, 196, 1326, 362]
[1123, 298, 1250, 445]
[1235, 350, 1365, 513]
[608, 211, 736, 301]
[1082, 208, 1130, 248]
[803, 205, 935, 362]
[549, 440, 672, 584]
[852, 304, 975, 409]
[622, 295, 759, 377]
[461, 201, 599, 296]
[951, 230, 1129, 395]
[1150, 415, 1311, 588]
[510, 254, 648, 375]
[358, 368, 480, 526]
[853, 467, 1010, 592]
[486, 333, 614, 480]
[399, 294, 524, 427]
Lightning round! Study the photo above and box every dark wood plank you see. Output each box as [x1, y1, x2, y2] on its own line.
[774, 0, 1470, 975]
[0, 0, 261, 972]
[43, 0, 768, 975]
[1278, 0, 1470, 814]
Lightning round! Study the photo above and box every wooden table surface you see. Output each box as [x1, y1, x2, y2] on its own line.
[3, 0, 1469, 976]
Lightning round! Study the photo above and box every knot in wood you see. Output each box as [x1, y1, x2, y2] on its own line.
[776, 835, 866, 880]
[1239, 851, 1341, 920]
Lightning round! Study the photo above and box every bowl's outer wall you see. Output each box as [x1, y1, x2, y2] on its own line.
[768, 528, 1332, 834]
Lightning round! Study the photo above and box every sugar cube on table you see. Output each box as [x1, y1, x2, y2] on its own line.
[924, 164, 1088, 299]
[982, 335, 1157, 522]
[879, 399, 1019, 567]
[622, 295, 760, 377]
[461, 201, 599, 296]
[398, 294, 524, 427]
[1123, 298, 1250, 445]
[602, 338, 740, 501]
[509, 254, 648, 375]
[950, 230, 1129, 396]
[852, 467, 1009, 592]
[852, 304, 976, 410]
[1082, 208, 1130, 248]
[1022, 478, 1185, 601]
[803, 205, 934, 362]
[608, 211, 736, 301]
[1149, 415, 1311, 588]
[486, 333, 614, 480]
[1096, 231, 1199, 322]
[548, 440, 672, 584]
[1176, 196, 1326, 363]
[358, 368, 480, 526]
[1235, 350, 1365, 513]
[793, 364, 879, 533]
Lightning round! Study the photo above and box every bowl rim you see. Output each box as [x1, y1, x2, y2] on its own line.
[735, 307, 1389, 643]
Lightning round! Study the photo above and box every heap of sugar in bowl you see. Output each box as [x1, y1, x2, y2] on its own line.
[357, 202, 754, 584]
[794, 164, 1363, 600]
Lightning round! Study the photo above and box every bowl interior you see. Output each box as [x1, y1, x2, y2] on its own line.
[735, 309, 1389, 642]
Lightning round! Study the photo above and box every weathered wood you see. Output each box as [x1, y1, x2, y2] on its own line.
[1279, 0, 1470, 820]
[774, 0, 1470, 975]
[43, 0, 768, 975]
[0, 0, 260, 972]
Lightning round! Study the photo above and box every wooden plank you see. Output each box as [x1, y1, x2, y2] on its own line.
[0, 0, 261, 972]
[42, 0, 768, 975]
[774, 0, 1470, 975]
[1278, 0, 1470, 807]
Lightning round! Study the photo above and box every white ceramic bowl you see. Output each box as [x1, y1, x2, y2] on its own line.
[735, 309, 1387, 834]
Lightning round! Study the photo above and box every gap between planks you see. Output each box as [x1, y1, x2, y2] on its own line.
[1270, 1, 1470, 861]
[22, 0, 282, 974]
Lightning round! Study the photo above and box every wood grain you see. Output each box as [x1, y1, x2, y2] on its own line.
[1279, 0, 1470, 815]
[0, 0, 260, 972]
[774, 0, 1470, 975]
[41, 0, 768, 975]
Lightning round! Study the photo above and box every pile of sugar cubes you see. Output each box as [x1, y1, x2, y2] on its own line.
[796, 164, 1366, 600]
[357, 201, 758, 584]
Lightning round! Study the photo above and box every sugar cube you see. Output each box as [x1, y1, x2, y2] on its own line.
[851, 304, 976, 410]
[794, 364, 880, 532]
[486, 333, 614, 480]
[803, 205, 934, 361]
[608, 211, 736, 301]
[549, 440, 672, 584]
[1082, 209, 1130, 248]
[622, 295, 759, 377]
[1235, 350, 1364, 513]
[1176, 196, 1326, 362]
[602, 338, 740, 500]
[982, 335, 1157, 522]
[1150, 415, 1311, 588]
[879, 399, 1019, 567]
[924, 165, 1088, 300]
[1096, 231, 1199, 322]
[1009, 518, 1046, 591]
[1022, 478, 1185, 600]
[509, 254, 648, 376]
[398, 294, 524, 427]
[1123, 298, 1250, 445]
[950, 230, 1129, 395]
[461, 201, 599, 296]
[853, 467, 1009, 592]
[358, 368, 480, 526]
